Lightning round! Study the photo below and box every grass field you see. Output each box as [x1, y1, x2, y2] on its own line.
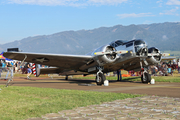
[1, 70, 179, 119]
[0, 85, 142, 120]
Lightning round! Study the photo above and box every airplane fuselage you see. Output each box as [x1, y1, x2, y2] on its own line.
[84, 39, 161, 73]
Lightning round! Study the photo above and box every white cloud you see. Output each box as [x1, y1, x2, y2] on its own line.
[88, 0, 127, 5]
[156, 0, 163, 7]
[162, 35, 168, 40]
[166, 0, 180, 5]
[117, 13, 155, 19]
[159, 7, 179, 15]
[7, 0, 81, 6]
[156, 0, 163, 3]
[67, 44, 70, 48]
[6, 0, 127, 6]
[143, 20, 153, 24]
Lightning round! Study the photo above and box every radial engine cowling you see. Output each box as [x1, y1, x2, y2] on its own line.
[147, 47, 162, 64]
[93, 45, 117, 64]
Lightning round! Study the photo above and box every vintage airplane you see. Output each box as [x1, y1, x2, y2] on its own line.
[3, 39, 169, 85]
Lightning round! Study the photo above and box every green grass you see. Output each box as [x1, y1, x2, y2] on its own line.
[150, 76, 180, 83]
[0, 86, 142, 120]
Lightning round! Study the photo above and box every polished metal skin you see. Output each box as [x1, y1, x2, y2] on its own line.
[3, 39, 164, 77]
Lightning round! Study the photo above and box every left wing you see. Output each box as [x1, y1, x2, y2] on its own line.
[3, 52, 93, 71]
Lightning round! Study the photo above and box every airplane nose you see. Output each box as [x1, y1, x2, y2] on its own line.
[135, 47, 148, 56]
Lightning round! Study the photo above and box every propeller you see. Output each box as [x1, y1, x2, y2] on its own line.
[161, 53, 170, 57]
[94, 50, 128, 55]
[148, 53, 170, 57]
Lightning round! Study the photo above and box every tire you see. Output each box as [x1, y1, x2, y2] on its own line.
[141, 73, 151, 83]
[65, 75, 68, 80]
[96, 73, 106, 86]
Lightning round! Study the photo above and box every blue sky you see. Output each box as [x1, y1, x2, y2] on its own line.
[0, 0, 180, 44]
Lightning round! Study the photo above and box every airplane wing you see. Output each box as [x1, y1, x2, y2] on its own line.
[3, 52, 93, 71]
[161, 57, 176, 61]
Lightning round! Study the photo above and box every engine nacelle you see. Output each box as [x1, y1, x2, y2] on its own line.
[147, 47, 162, 64]
[92, 45, 117, 64]
[33, 64, 61, 77]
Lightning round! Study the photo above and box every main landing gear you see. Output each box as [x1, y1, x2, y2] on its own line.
[141, 72, 151, 83]
[140, 61, 151, 83]
[96, 67, 106, 86]
[65, 75, 68, 80]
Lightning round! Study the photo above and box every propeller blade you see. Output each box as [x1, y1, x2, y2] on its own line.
[94, 52, 108, 55]
[94, 50, 128, 55]
[161, 53, 170, 57]
[148, 53, 160, 56]
[148, 53, 170, 57]
[115, 50, 128, 54]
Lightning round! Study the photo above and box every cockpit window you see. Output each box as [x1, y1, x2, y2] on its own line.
[115, 41, 124, 46]
[110, 40, 127, 48]
[110, 43, 115, 47]
[126, 43, 133, 48]
[134, 40, 145, 46]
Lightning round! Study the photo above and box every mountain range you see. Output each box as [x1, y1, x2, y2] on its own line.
[0, 22, 180, 55]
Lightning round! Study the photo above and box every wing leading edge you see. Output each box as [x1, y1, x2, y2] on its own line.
[3, 52, 93, 71]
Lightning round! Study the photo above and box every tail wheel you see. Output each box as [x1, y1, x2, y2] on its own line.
[96, 73, 106, 86]
[141, 73, 151, 83]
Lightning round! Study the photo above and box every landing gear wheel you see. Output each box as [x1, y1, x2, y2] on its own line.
[141, 73, 151, 83]
[65, 75, 68, 80]
[96, 73, 106, 86]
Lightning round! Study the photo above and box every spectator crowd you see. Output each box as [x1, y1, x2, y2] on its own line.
[149, 59, 180, 76]
[125, 59, 180, 77]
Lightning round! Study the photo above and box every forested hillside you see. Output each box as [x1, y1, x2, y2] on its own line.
[0, 22, 179, 55]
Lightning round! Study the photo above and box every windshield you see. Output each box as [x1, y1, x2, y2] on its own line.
[115, 40, 125, 46]
[110, 40, 127, 47]
[134, 40, 145, 46]
[134, 40, 146, 52]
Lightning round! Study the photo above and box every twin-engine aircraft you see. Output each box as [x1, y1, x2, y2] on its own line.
[3, 39, 169, 85]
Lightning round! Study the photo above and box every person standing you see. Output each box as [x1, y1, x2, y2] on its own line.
[5, 62, 13, 80]
[14, 61, 18, 73]
[117, 69, 122, 81]
[150, 65, 158, 76]
[2, 60, 5, 68]
[177, 59, 180, 74]
[0, 61, 2, 77]
[27, 63, 32, 79]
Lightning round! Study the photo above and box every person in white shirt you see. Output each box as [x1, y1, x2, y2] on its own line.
[178, 59, 180, 73]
